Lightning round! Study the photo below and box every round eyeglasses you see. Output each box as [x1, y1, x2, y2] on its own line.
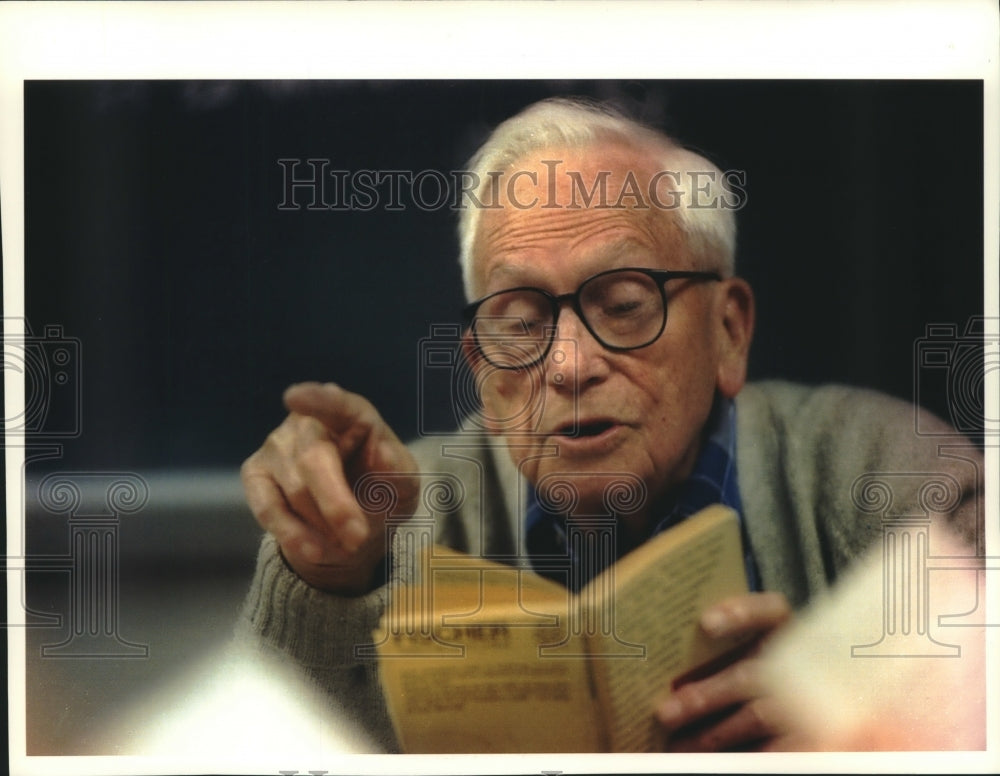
[462, 267, 722, 370]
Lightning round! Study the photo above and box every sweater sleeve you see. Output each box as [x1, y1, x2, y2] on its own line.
[737, 381, 984, 607]
[234, 533, 398, 752]
[231, 433, 516, 753]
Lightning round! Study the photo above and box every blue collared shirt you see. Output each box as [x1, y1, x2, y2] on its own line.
[525, 398, 760, 592]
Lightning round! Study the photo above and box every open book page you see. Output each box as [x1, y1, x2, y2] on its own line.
[375, 546, 603, 752]
[581, 504, 750, 752]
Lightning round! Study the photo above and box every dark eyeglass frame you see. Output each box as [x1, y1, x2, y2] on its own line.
[462, 267, 723, 370]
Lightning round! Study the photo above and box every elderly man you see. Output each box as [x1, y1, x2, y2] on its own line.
[238, 98, 980, 752]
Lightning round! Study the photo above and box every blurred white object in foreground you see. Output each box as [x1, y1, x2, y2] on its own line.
[759, 527, 988, 750]
[113, 642, 376, 758]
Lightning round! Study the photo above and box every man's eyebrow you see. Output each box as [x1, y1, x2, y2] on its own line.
[475, 263, 539, 296]
[563, 237, 661, 272]
[581, 236, 654, 263]
[486, 263, 532, 284]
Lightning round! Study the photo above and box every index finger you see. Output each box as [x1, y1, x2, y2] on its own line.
[284, 382, 391, 451]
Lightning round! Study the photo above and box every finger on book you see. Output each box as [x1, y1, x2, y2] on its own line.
[699, 591, 791, 638]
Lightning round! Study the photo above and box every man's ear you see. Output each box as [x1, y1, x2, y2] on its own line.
[715, 277, 755, 399]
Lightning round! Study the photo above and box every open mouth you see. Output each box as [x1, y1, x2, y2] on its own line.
[558, 420, 616, 438]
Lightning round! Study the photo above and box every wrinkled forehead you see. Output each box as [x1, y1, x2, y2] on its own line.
[498, 143, 665, 202]
[470, 144, 690, 282]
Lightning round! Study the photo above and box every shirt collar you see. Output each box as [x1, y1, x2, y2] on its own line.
[524, 396, 756, 590]
[651, 395, 742, 535]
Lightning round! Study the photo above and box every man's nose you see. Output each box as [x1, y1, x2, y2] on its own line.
[544, 306, 609, 389]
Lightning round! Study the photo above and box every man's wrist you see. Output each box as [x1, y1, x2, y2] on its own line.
[277, 545, 389, 596]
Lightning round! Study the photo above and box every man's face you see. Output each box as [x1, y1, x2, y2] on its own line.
[465, 143, 752, 522]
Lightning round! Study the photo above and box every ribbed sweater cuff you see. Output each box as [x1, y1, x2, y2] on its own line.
[237, 534, 388, 670]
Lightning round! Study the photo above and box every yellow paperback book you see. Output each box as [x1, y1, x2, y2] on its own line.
[374, 503, 749, 753]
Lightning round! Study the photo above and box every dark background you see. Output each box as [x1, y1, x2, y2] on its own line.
[24, 79, 985, 471]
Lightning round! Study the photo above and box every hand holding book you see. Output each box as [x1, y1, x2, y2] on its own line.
[655, 590, 792, 751]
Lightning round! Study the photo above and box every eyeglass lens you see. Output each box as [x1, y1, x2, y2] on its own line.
[473, 270, 665, 368]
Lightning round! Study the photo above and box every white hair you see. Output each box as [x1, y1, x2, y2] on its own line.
[457, 97, 738, 301]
